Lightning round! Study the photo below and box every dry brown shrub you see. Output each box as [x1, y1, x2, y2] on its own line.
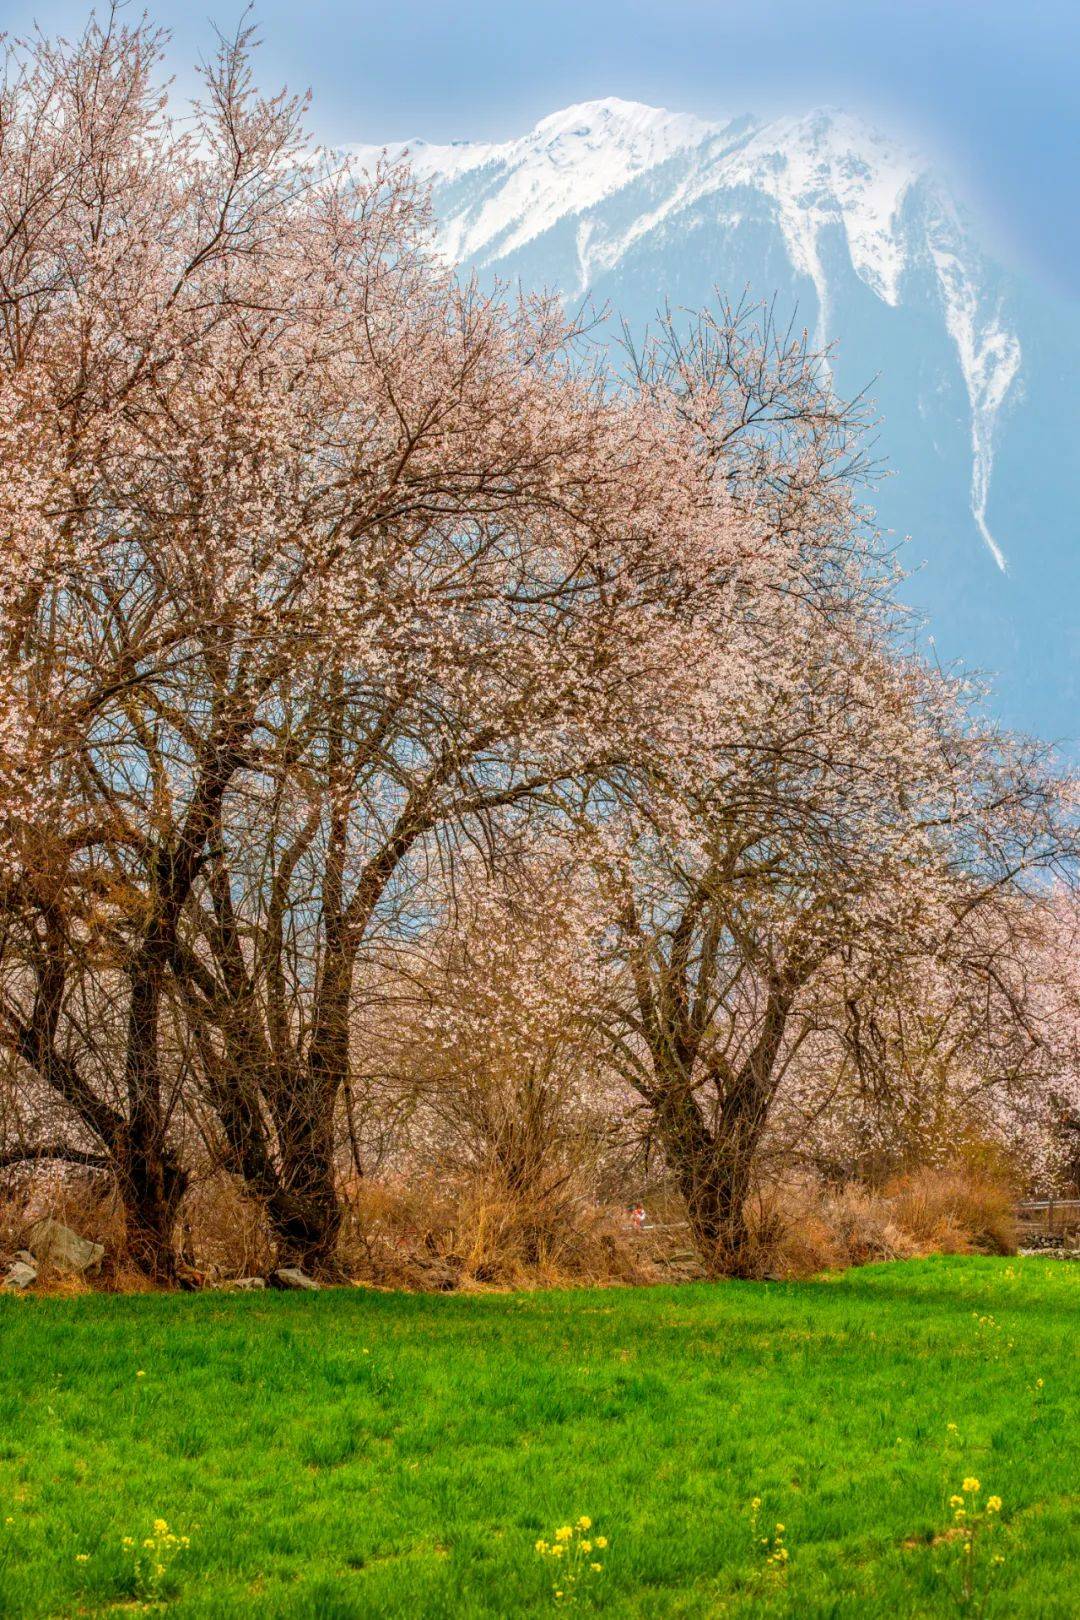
[733, 1164, 1019, 1278]
[337, 1173, 657, 1291]
[0, 1164, 274, 1287]
[732, 1180, 914, 1278]
[177, 1174, 275, 1280]
[885, 1165, 1018, 1256]
[0, 1164, 122, 1257]
[1, 1156, 1019, 1291]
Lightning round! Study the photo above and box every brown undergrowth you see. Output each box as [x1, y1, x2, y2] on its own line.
[0, 1163, 1018, 1293]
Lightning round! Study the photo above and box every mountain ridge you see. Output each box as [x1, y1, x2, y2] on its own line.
[348, 100, 1078, 744]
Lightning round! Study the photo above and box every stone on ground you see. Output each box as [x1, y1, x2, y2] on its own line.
[2, 1260, 38, 1291]
[26, 1217, 105, 1275]
[269, 1267, 320, 1291]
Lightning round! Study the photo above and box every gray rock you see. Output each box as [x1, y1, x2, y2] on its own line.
[26, 1217, 105, 1275]
[416, 1259, 458, 1292]
[15, 1250, 35, 1266]
[221, 1276, 266, 1291]
[269, 1266, 320, 1291]
[2, 1260, 38, 1291]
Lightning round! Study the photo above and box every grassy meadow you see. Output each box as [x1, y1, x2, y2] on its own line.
[0, 1256, 1076, 1617]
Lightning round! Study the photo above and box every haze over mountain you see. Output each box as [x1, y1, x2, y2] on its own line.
[352, 99, 1079, 747]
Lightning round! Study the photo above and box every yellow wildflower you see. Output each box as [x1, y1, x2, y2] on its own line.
[577, 1515, 592, 1530]
[580, 1540, 592, 1554]
[153, 1519, 168, 1535]
[949, 1495, 964, 1507]
[590, 1562, 602, 1572]
[595, 1536, 608, 1549]
[962, 1478, 980, 1494]
[554, 1525, 572, 1543]
[535, 1539, 548, 1554]
[987, 1496, 1002, 1513]
[75, 1554, 89, 1563]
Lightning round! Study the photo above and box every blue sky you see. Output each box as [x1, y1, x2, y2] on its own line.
[5, 1, 1078, 302]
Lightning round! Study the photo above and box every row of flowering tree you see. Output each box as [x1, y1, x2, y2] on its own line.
[1, 13, 1077, 1279]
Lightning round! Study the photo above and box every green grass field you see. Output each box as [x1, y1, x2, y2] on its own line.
[0, 1257, 1076, 1617]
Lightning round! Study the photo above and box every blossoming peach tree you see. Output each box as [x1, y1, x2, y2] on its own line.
[0, 11, 1075, 1280]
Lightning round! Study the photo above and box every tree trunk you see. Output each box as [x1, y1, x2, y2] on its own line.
[120, 951, 188, 1280]
[273, 1108, 342, 1272]
[115, 1131, 189, 1282]
[652, 976, 796, 1277]
[655, 1085, 755, 1274]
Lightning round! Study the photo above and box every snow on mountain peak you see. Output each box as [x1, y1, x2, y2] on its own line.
[530, 96, 712, 149]
[348, 98, 716, 266]
[350, 100, 1021, 571]
[718, 109, 927, 311]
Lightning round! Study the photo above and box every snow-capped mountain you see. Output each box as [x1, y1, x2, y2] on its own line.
[351, 100, 1079, 744]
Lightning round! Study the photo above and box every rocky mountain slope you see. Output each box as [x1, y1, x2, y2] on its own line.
[352, 100, 1079, 743]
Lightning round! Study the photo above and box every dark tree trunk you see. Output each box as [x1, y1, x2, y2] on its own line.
[651, 975, 796, 1277]
[196, 1035, 342, 1275]
[271, 1094, 354, 1274]
[120, 951, 189, 1280]
[115, 1131, 189, 1282]
[655, 1085, 758, 1274]
[277, 933, 353, 1271]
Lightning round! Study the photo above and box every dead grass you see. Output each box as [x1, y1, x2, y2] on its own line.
[742, 1164, 1018, 1279]
[1, 1160, 1019, 1292]
[885, 1163, 1017, 1255]
[337, 1174, 658, 1290]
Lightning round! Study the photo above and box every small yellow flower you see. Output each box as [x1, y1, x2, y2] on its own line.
[554, 1525, 572, 1543]
[986, 1496, 1002, 1513]
[590, 1562, 602, 1572]
[580, 1540, 592, 1554]
[775, 1523, 784, 1533]
[551, 1543, 565, 1557]
[949, 1494, 964, 1507]
[1036, 1378, 1044, 1388]
[577, 1516, 591, 1530]
[152, 1519, 168, 1535]
[946, 1422, 958, 1432]
[962, 1478, 980, 1494]
[535, 1539, 548, 1553]
[75, 1553, 89, 1563]
[954, 1508, 966, 1521]
[122, 1537, 134, 1548]
[136, 1370, 146, 1379]
[595, 1536, 608, 1549]
[750, 1496, 761, 1510]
